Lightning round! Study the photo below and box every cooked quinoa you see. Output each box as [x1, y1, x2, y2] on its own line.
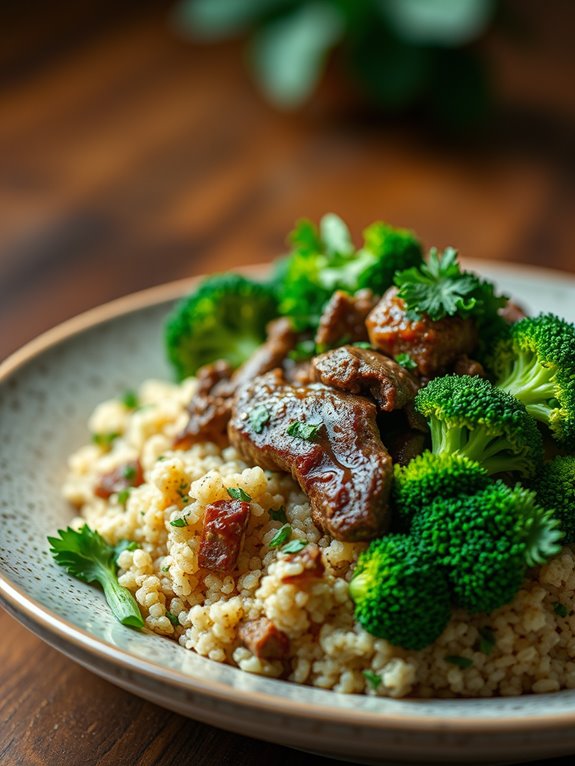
[63, 377, 575, 698]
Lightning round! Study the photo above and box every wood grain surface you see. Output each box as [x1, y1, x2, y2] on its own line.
[1, 2, 574, 765]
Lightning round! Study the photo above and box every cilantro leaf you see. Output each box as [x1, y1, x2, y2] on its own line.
[120, 390, 139, 409]
[269, 523, 292, 548]
[394, 352, 417, 370]
[363, 670, 382, 690]
[445, 654, 473, 669]
[170, 517, 188, 528]
[48, 525, 144, 628]
[282, 539, 308, 554]
[227, 487, 252, 502]
[91, 432, 120, 449]
[286, 420, 322, 441]
[553, 601, 569, 618]
[166, 610, 180, 627]
[249, 405, 271, 434]
[268, 506, 288, 523]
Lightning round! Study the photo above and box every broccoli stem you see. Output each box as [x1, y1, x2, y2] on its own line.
[97, 562, 144, 628]
[498, 351, 557, 406]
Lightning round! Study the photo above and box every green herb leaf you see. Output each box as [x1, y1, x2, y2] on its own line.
[161, 565, 170, 573]
[320, 213, 354, 257]
[288, 339, 316, 362]
[113, 539, 139, 564]
[170, 517, 188, 528]
[395, 247, 480, 321]
[477, 626, 496, 655]
[120, 390, 139, 409]
[394, 352, 417, 370]
[282, 539, 308, 554]
[286, 420, 322, 441]
[249, 405, 271, 434]
[363, 670, 382, 690]
[227, 487, 252, 502]
[553, 601, 569, 618]
[166, 610, 180, 627]
[445, 654, 473, 669]
[91, 432, 120, 449]
[48, 525, 144, 628]
[353, 342, 373, 350]
[122, 464, 137, 481]
[268, 506, 288, 523]
[117, 488, 132, 506]
[269, 524, 292, 549]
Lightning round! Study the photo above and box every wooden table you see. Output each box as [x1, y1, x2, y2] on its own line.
[1, 2, 575, 764]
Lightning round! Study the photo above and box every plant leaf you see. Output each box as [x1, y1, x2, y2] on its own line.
[173, 0, 285, 41]
[379, 0, 495, 46]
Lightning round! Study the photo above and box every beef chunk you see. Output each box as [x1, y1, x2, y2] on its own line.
[384, 430, 427, 467]
[312, 345, 418, 412]
[228, 371, 393, 541]
[281, 543, 325, 584]
[174, 361, 234, 449]
[238, 618, 290, 659]
[234, 318, 297, 386]
[315, 289, 378, 350]
[453, 355, 486, 378]
[198, 499, 250, 572]
[366, 287, 477, 378]
[94, 459, 144, 499]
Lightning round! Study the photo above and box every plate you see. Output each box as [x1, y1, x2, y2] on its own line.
[2, 260, 575, 765]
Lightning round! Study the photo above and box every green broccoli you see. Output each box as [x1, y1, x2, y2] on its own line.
[277, 214, 422, 330]
[392, 452, 490, 531]
[490, 314, 575, 448]
[415, 374, 544, 478]
[165, 273, 278, 380]
[349, 534, 451, 650]
[535, 456, 575, 544]
[411, 483, 562, 613]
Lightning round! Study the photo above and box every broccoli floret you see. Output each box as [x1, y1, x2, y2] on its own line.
[411, 483, 562, 613]
[491, 314, 575, 448]
[535, 456, 575, 544]
[349, 534, 451, 650]
[415, 374, 543, 478]
[277, 214, 422, 330]
[392, 452, 490, 531]
[165, 273, 278, 380]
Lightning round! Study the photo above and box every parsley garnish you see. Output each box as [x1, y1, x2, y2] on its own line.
[269, 524, 291, 548]
[282, 539, 308, 554]
[227, 487, 252, 502]
[445, 655, 473, 669]
[48, 525, 144, 628]
[394, 353, 417, 371]
[288, 339, 316, 362]
[395, 247, 480, 321]
[353, 342, 372, 350]
[91, 432, 120, 449]
[477, 626, 496, 655]
[363, 670, 382, 690]
[161, 565, 170, 573]
[286, 420, 322, 441]
[121, 390, 139, 409]
[117, 488, 131, 506]
[122, 464, 137, 481]
[249, 406, 271, 434]
[553, 601, 569, 618]
[268, 506, 288, 523]
[170, 517, 188, 528]
[166, 610, 180, 627]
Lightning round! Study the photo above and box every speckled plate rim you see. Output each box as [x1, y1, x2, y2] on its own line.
[3, 260, 575, 738]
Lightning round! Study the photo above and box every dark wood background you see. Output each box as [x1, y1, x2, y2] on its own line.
[1, 2, 574, 764]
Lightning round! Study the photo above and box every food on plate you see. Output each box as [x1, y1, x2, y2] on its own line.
[50, 214, 575, 698]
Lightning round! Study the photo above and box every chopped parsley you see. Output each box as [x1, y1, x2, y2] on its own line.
[48, 525, 144, 628]
[166, 610, 180, 627]
[121, 390, 139, 409]
[161, 565, 170, 573]
[553, 601, 569, 618]
[117, 488, 131, 506]
[227, 487, 252, 502]
[363, 670, 382, 690]
[91, 432, 120, 449]
[394, 352, 417, 371]
[170, 517, 188, 528]
[445, 655, 473, 669]
[288, 339, 316, 362]
[249, 406, 271, 434]
[269, 524, 292, 549]
[353, 341, 372, 350]
[477, 626, 496, 655]
[122, 464, 137, 481]
[286, 420, 322, 441]
[268, 506, 288, 523]
[282, 539, 308, 554]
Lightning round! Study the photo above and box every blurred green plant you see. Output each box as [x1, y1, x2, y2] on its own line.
[173, 0, 501, 127]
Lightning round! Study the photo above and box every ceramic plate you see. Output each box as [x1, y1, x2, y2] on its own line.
[2, 261, 575, 766]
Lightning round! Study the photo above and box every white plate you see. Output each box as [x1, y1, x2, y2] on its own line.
[1, 261, 575, 766]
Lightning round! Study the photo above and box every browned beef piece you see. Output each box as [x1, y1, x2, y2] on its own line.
[174, 361, 234, 449]
[366, 287, 477, 378]
[281, 544, 325, 585]
[315, 289, 378, 350]
[94, 459, 144, 499]
[384, 430, 427, 467]
[500, 300, 527, 324]
[228, 371, 393, 541]
[175, 319, 297, 449]
[284, 360, 315, 386]
[453, 355, 486, 378]
[198, 499, 250, 572]
[312, 345, 418, 412]
[238, 618, 290, 659]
